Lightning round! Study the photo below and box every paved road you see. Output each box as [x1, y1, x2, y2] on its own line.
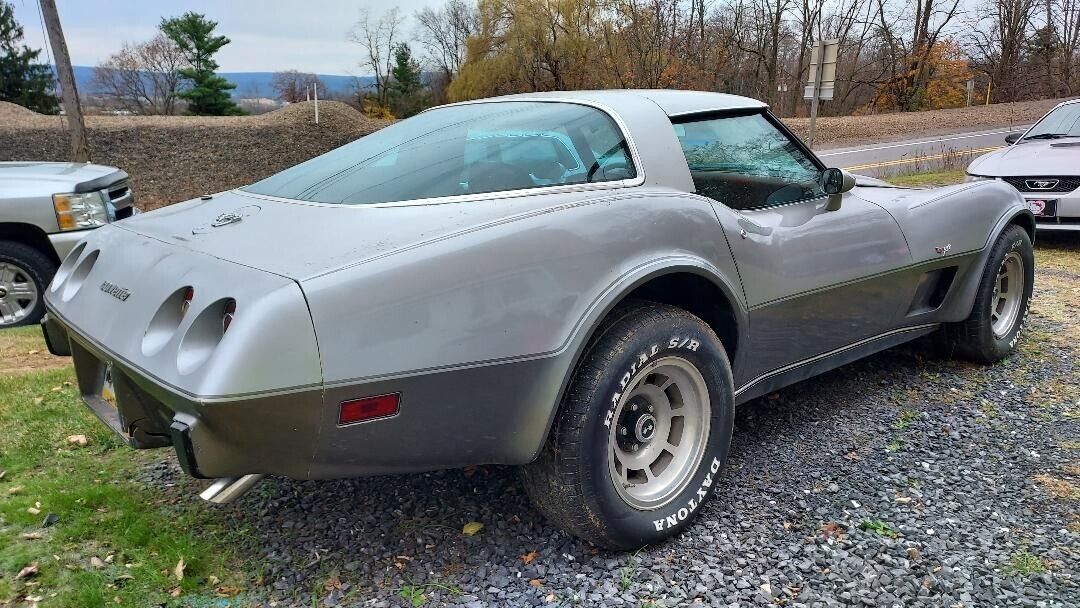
[816, 127, 1029, 178]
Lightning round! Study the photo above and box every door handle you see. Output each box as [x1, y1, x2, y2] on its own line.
[737, 216, 772, 238]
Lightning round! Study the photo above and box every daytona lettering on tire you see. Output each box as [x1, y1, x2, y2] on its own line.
[523, 301, 734, 550]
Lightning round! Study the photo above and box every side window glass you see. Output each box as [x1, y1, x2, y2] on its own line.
[673, 114, 823, 210]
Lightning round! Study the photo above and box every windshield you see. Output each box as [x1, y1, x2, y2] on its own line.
[1024, 103, 1080, 140]
[244, 101, 636, 205]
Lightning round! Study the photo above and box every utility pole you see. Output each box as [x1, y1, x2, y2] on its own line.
[806, 40, 824, 149]
[40, 0, 90, 162]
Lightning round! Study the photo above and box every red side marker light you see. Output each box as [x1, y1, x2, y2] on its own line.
[339, 393, 399, 425]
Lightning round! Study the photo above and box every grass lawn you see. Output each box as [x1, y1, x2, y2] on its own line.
[886, 169, 966, 187]
[0, 328, 250, 607]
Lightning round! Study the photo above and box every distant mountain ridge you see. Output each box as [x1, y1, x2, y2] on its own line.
[69, 66, 372, 99]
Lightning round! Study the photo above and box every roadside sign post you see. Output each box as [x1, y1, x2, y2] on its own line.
[804, 39, 838, 149]
[40, 0, 90, 162]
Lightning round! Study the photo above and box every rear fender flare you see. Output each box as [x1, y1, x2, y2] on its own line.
[529, 257, 747, 461]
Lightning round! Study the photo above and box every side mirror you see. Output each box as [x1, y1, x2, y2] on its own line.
[1004, 132, 1022, 145]
[821, 168, 855, 211]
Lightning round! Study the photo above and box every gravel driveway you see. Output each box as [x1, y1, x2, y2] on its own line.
[143, 237, 1080, 608]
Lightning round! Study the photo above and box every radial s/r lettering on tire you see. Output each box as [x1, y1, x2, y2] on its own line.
[0, 240, 55, 327]
[939, 224, 1034, 364]
[523, 301, 734, 550]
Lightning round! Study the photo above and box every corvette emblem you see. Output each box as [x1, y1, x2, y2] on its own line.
[191, 205, 262, 235]
[935, 243, 952, 256]
[100, 281, 132, 301]
[211, 212, 244, 227]
[1025, 179, 1058, 190]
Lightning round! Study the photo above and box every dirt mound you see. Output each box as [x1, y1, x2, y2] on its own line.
[0, 101, 43, 120]
[0, 101, 389, 209]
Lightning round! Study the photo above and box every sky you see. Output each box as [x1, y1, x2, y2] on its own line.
[8, 0, 434, 75]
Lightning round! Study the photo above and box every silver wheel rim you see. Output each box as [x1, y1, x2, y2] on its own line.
[608, 356, 710, 510]
[0, 262, 39, 326]
[990, 251, 1025, 339]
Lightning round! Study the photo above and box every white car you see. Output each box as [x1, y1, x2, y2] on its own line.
[966, 98, 1080, 231]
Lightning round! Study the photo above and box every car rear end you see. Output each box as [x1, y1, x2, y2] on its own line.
[41, 221, 324, 491]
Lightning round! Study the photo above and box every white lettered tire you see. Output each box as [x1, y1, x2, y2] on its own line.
[523, 301, 735, 549]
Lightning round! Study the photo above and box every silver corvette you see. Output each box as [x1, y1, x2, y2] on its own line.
[42, 90, 1035, 549]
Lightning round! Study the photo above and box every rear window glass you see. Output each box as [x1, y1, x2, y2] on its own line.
[244, 102, 636, 205]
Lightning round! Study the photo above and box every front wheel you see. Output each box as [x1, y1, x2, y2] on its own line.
[939, 224, 1034, 363]
[523, 302, 734, 550]
[0, 241, 55, 328]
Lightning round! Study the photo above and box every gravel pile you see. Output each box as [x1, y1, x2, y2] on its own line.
[0, 101, 389, 209]
[136, 239, 1079, 607]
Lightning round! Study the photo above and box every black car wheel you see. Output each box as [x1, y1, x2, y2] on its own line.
[0, 241, 55, 328]
[939, 224, 1034, 363]
[523, 301, 734, 550]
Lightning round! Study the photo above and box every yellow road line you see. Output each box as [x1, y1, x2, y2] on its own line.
[843, 146, 1002, 171]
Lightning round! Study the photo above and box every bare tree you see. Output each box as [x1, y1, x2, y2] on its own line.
[91, 34, 186, 115]
[348, 7, 404, 107]
[416, 0, 478, 81]
[271, 70, 327, 103]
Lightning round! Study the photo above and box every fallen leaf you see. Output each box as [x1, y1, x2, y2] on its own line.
[170, 587, 182, 598]
[462, 521, 483, 536]
[324, 575, 344, 591]
[28, 350, 39, 355]
[821, 522, 846, 540]
[15, 562, 39, 579]
[216, 586, 242, 597]
[174, 558, 185, 581]
[546, 593, 557, 602]
[91, 557, 106, 569]
[27, 506, 41, 515]
[907, 547, 921, 561]
[7, 485, 24, 494]
[66, 435, 88, 447]
[529, 579, 543, 587]
[0, 469, 6, 480]
[20, 532, 43, 540]
[521, 550, 538, 565]
[208, 575, 219, 585]
[33, 397, 43, 405]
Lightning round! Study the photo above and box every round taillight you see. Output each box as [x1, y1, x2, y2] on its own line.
[181, 287, 194, 316]
[222, 299, 236, 333]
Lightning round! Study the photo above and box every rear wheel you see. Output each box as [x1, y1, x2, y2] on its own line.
[0, 241, 55, 328]
[523, 302, 734, 550]
[939, 224, 1034, 363]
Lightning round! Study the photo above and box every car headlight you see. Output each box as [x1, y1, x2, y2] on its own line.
[53, 191, 111, 231]
[964, 174, 994, 183]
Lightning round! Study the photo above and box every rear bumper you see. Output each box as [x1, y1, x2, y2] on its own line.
[43, 307, 323, 479]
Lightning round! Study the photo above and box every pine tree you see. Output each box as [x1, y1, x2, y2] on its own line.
[388, 43, 427, 118]
[159, 12, 244, 116]
[0, 1, 58, 114]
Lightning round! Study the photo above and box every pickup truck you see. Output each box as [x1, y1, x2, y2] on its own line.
[0, 162, 135, 327]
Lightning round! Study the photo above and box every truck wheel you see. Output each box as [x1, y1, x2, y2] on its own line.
[523, 301, 734, 550]
[0, 241, 55, 327]
[939, 224, 1034, 363]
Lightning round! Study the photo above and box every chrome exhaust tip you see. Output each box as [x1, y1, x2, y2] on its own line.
[199, 474, 265, 504]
